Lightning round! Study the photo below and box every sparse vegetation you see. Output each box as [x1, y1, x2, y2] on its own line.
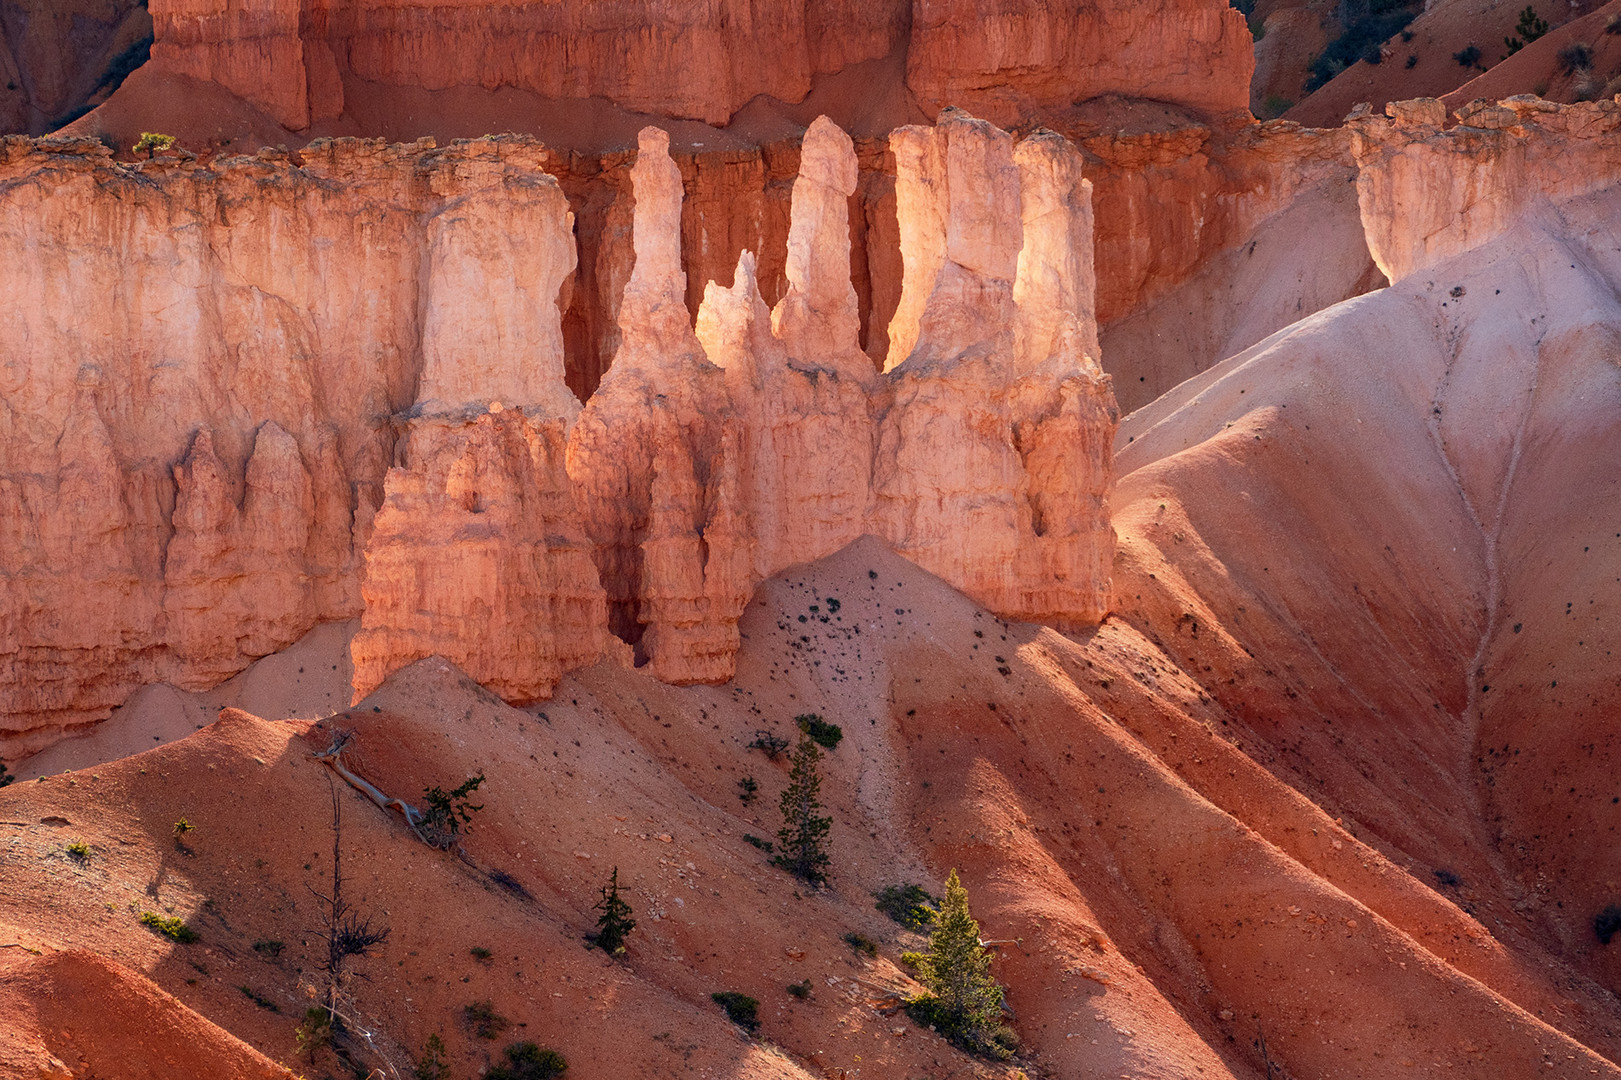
[421, 773, 485, 848]
[172, 817, 194, 844]
[796, 714, 843, 750]
[1260, 94, 1294, 119]
[295, 1006, 334, 1057]
[875, 883, 939, 931]
[1595, 904, 1621, 945]
[0, 760, 14, 787]
[132, 132, 176, 158]
[773, 734, 832, 886]
[1433, 868, 1462, 888]
[139, 911, 199, 943]
[587, 866, 636, 955]
[712, 991, 760, 1031]
[843, 931, 878, 957]
[464, 1000, 512, 1040]
[747, 731, 790, 758]
[308, 780, 389, 1062]
[1607, 13, 1621, 35]
[1406, 54, 1419, 68]
[1306, 2, 1419, 91]
[744, 833, 775, 852]
[238, 984, 280, 1012]
[253, 939, 286, 958]
[1504, 6, 1549, 55]
[487, 1042, 568, 1080]
[414, 1034, 450, 1080]
[471, 946, 494, 964]
[1454, 43, 1484, 69]
[786, 980, 812, 999]
[1557, 41, 1594, 75]
[65, 840, 90, 862]
[903, 870, 1016, 1060]
[737, 775, 759, 804]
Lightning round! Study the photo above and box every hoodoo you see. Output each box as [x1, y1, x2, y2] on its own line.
[7, 2, 1621, 1078]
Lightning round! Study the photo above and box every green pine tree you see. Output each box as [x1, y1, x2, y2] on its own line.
[773, 734, 831, 885]
[590, 866, 636, 955]
[907, 869, 1016, 1059]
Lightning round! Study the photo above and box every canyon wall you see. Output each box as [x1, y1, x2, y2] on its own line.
[144, 0, 1251, 132]
[0, 0, 152, 135]
[0, 112, 1117, 756]
[0, 133, 575, 753]
[357, 112, 1118, 694]
[1352, 94, 1621, 282]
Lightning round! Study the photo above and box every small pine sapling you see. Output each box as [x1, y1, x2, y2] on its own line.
[588, 866, 636, 955]
[905, 869, 1016, 1059]
[773, 734, 831, 885]
[421, 773, 485, 848]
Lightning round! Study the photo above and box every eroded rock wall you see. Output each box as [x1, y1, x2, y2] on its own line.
[1352, 95, 1621, 282]
[0, 112, 1117, 756]
[142, 0, 1251, 131]
[0, 133, 575, 753]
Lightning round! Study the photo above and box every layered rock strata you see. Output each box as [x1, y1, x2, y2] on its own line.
[0, 134, 581, 753]
[1351, 94, 1621, 282]
[144, 0, 1250, 132]
[565, 112, 1117, 685]
[0, 111, 1117, 756]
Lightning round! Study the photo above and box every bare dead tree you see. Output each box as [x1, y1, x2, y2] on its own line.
[303, 775, 393, 1078]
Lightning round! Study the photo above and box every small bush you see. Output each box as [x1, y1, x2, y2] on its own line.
[464, 1000, 511, 1040]
[1607, 13, 1621, 34]
[1453, 43, 1483, 68]
[1433, 868, 1461, 888]
[1405, 53, 1418, 68]
[796, 714, 843, 750]
[65, 840, 90, 862]
[1595, 905, 1621, 945]
[414, 1034, 450, 1080]
[737, 776, 759, 804]
[253, 939, 285, 958]
[875, 884, 939, 931]
[712, 991, 760, 1031]
[1558, 41, 1594, 74]
[295, 1007, 333, 1057]
[487, 1041, 568, 1080]
[0, 760, 14, 786]
[238, 984, 279, 1012]
[1364, 44, 1385, 64]
[471, 946, 494, 964]
[786, 980, 812, 1000]
[139, 911, 198, 943]
[747, 732, 789, 758]
[421, 773, 485, 847]
[132, 132, 176, 158]
[843, 931, 878, 957]
[743, 833, 775, 853]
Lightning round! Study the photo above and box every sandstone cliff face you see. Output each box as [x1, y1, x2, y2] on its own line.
[906, 0, 1254, 124]
[141, 0, 1250, 133]
[0, 133, 581, 753]
[0, 111, 1117, 756]
[558, 112, 1116, 686]
[350, 411, 612, 705]
[1352, 95, 1621, 282]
